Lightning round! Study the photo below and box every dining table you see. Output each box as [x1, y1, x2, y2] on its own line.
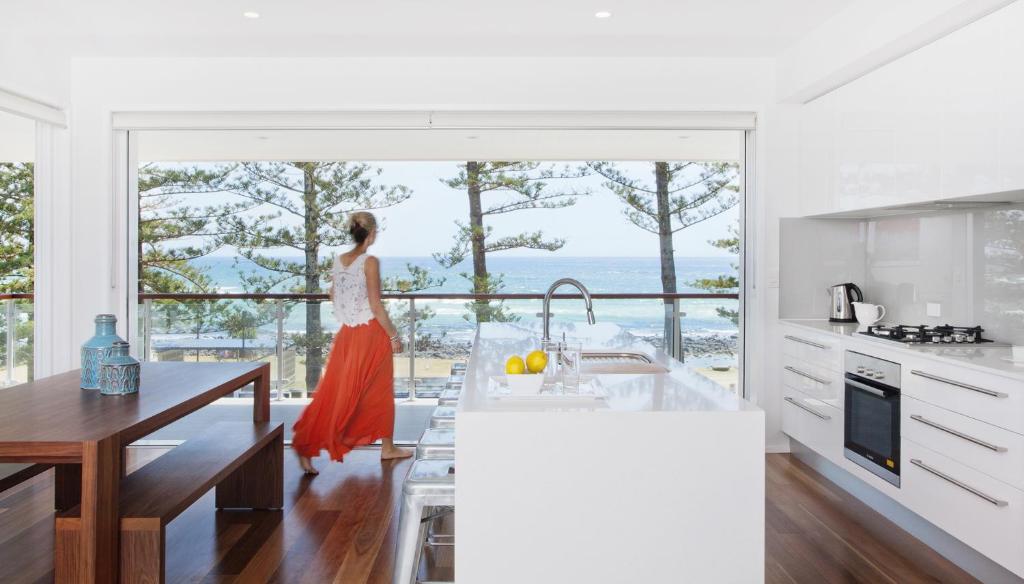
[0, 361, 271, 584]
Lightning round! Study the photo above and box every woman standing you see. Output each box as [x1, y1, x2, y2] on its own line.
[292, 212, 412, 474]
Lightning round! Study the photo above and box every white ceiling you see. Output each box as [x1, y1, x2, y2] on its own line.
[136, 129, 744, 162]
[1, 0, 853, 58]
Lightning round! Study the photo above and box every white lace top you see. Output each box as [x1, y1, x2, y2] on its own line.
[331, 253, 375, 327]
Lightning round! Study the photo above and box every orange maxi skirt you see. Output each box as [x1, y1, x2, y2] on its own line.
[292, 319, 395, 462]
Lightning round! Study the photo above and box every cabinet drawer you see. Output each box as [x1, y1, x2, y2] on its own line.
[903, 396, 1024, 490]
[781, 386, 842, 463]
[782, 362, 842, 408]
[782, 331, 840, 372]
[902, 438, 1024, 576]
[903, 365, 1023, 434]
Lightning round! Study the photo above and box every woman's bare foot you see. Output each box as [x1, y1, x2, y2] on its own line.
[381, 445, 413, 460]
[297, 455, 319, 475]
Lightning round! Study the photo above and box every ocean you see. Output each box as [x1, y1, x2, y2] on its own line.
[186, 255, 740, 343]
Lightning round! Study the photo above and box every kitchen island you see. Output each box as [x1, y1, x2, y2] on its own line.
[454, 322, 764, 584]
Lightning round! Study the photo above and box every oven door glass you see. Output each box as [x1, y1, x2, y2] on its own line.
[844, 374, 900, 479]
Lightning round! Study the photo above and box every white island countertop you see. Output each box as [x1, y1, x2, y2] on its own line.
[459, 321, 760, 414]
[454, 322, 765, 584]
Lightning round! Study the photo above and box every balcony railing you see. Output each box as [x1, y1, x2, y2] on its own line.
[137, 291, 740, 398]
[0, 293, 34, 387]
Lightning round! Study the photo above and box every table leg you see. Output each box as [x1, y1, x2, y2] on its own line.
[253, 364, 270, 423]
[77, 437, 121, 584]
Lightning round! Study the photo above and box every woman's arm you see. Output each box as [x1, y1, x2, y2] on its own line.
[364, 256, 402, 352]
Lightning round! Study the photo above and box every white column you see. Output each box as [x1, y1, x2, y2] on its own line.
[33, 121, 75, 376]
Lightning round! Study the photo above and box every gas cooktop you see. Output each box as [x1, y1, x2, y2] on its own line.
[860, 324, 996, 345]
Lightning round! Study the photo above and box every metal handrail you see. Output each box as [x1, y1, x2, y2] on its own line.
[0, 291, 739, 395]
[0, 292, 739, 300]
[138, 292, 738, 301]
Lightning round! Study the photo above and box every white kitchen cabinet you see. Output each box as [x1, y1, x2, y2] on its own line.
[902, 362, 1023, 435]
[800, 1, 1024, 211]
[782, 363, 842, 408]
[798, 92, 838, 215]
[781, 329, 841, 372]
[781, 385, 843, 463]
[902, 438, 1024, 577]
[902, 395, 1024, 490]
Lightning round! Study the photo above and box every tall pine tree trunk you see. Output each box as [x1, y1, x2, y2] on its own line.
[301, 163, 324, 394]
[655, 162, 679, 352]
[466, 161, 491, 322]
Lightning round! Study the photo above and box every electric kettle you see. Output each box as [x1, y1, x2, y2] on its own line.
[826, 283, 863, 322]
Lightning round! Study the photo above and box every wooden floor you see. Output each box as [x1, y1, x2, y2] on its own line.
[0, 451, 976, 583]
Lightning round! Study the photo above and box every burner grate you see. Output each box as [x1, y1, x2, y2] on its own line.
[861, 324, 993, 344]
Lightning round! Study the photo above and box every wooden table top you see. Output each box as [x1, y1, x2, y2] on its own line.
[0, 362, 268, 451]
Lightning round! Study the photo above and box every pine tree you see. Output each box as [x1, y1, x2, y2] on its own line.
[688, 222, 741, 324]
[588, 161, 740, 342]
[0, 163, 34, 293]
[435, 162, 586, 322]
[0, 162, 35, 380]
[137, 163, 251, 342]
[218, 162, 439, 393]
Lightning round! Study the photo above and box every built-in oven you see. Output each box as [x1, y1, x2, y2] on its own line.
[844, 351, 901, 487]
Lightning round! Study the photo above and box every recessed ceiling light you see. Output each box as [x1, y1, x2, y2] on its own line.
[678, 135, 690, 140]
[243, 11, 261, 19]
[466, 135, 479, 140]
[594, 11, 612, 19]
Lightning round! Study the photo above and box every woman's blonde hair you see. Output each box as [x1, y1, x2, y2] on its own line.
[347, 211, 377, 244]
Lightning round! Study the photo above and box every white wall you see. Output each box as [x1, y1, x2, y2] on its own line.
[0, 37, 71, 109]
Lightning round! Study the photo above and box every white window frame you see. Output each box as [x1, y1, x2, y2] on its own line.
[119, 111, 757, 397]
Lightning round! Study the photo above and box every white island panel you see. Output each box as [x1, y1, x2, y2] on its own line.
[454, 323, 765, 584]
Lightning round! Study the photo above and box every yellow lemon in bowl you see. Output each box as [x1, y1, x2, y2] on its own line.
[525, 350, 548, 374]
[505, 355, 526, 375]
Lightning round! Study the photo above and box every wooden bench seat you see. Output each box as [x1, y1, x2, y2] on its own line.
[55, 421, 283, 583]
[0, 462, 51, 493]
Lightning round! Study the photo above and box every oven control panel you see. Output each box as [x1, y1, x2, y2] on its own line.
[844, 351, 901, 389]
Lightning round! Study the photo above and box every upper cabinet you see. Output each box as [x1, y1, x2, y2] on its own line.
[798, 2, 1023, 215]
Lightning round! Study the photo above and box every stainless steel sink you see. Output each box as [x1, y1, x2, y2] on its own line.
[580, 351, 668, 374]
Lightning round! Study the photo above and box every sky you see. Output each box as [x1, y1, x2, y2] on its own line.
[152, 161, 740, 258]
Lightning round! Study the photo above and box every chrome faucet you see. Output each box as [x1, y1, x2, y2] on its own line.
[541, 278, 596, 342]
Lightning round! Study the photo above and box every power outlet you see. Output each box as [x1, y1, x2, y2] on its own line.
[926, 303, 941, 318]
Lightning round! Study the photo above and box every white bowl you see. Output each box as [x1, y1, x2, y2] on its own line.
[505, 373, 545, 395]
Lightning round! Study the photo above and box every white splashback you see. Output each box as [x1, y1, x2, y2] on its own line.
[780, 206, 1024, 345]
[779, 218, 866, 319]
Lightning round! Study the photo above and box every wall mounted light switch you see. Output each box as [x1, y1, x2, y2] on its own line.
[926, 303, 941, 317]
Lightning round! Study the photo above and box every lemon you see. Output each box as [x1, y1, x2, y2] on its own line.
[525, 350, 548, 373]
[505, 355, 526, 375]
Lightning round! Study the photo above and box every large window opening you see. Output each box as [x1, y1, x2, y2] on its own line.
[128, 128, 747, 441]
[0, 111, 36, 387]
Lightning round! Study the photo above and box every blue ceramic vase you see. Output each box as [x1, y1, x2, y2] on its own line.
[81, 314, 125, 389]
[99, 341, 140, 396]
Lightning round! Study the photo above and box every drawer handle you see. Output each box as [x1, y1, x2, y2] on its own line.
[784, 396, 831, 420]
[784, 366, 831, 385]
[910, 370, 1008, 398]
[910, 459, 1008, 507]
[910, 415, 1008, 453]
[784, 335, 829, 350]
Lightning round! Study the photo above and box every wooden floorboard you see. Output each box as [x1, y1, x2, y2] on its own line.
[0, 451, 980, 583]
